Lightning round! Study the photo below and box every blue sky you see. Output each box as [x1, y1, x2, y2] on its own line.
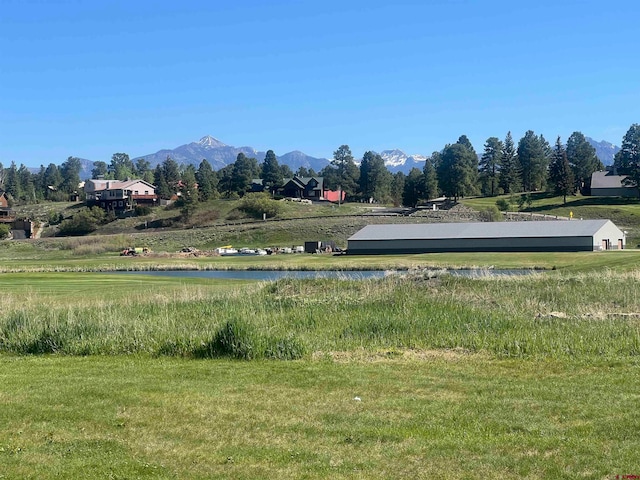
[1, 0, 638, 167]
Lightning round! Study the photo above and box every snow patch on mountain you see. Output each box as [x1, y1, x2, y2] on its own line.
[197, 135, 227, 148]
[378, 149, 427, 172]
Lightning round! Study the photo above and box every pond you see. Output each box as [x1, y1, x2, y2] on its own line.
[111, 269, 538, 281]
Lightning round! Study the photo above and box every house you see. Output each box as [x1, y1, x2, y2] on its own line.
[0, 190, 15, 223]
[280, 176, 323, 200]
[279, 176, 345, 202]
[347, 220, 626, 254]
[0, 190, 9, 208]
[84, 179, 158, 211]
[590, 169, 639, 197]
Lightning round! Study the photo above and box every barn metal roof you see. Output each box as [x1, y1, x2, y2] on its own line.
[348, 220, 617, 241]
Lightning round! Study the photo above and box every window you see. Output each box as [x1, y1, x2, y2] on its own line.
[134, 190, 139, 195]
[118, 201, 123, 207]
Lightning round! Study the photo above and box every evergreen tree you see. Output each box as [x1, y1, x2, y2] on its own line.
[196, 159, 217, 201]
[162, 156, 181, 187]
[437, 142, 478, 200]
[43, 163, 63, 200]
[390, 172, 405, 207]
[566, 131, 602, 193]
[548, 137, 575, 204]
[479, 137, 503, 196]
[33, 166, 46, 201]
[60, 156, 82, 194]
[231, 153, 254, 196]
[359, 151, 392, 202]
[423, 155, 439, 200]
[4, 161, 21, 201]
[499, 131, 520, 193]
[261, 150, 281, 192]
[295, 166, 310, 177]
[280, 164, 294, 178]
[217, 164, 235, 197]
[18, 164, 36, 203]
[330, 145, 359, 200]
[135, 158, 151, 180]
[457, 135, 479, 195]
[153, 165, 172, 199]
[403, 167, 425, 207]
[517, 130, 548, 191]
[178, 165, 199, 219]
[109, 153, 135, 180]
[92, 161, 108, 179]
[614, 123, 640, 197]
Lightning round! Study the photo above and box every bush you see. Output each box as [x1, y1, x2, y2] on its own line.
[517, 194, 532, 211]
[479, 206, 503, 222]
[57, 207, 109, 236]
[495, 198, 511, 212]
[47, 210, 64, 225]
[135, 205, 152, 216]
[0, 224, 10, 239]
[193, 319, 305, 360]
[238, 193, 282, 219]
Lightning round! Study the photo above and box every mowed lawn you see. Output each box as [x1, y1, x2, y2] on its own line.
[1, 355, 638, 480]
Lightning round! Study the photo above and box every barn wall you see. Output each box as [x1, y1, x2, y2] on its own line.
[591, 187, 638, 197]
[347, 236, 594, 254]
[593, 223, 626, 250]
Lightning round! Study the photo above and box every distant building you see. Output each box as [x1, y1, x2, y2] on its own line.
[590, 168, 639, 197]
[279, 176, 345, 202]
[85, 179, 158, 212]
[0, 190, 15, 223]
[347, 220, 626, 254]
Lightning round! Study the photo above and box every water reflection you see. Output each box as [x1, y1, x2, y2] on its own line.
[112, 269, 537, 281]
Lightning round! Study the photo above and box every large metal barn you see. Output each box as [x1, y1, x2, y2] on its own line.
[347, 220, 626, 254]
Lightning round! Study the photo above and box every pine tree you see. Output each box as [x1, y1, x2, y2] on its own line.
[517, 130, 547, 192]
[178, 165, 199, 219]
[499, 131, 520, 193]
[196, 159, 217, 201]
[549, 137, 575, 204]
[423, 155, 439, 200]
[566, 132, 602, 193]
[359, 151, 391, 202]
[437, 142, 477, 200]
[403, 167, 425, 207]
[261, 150, 281, 193]
[231, 153, 255, 196]
[613, 124, 640, 197]
[479, 137, 503, 196]
[330, 145, 359, 200]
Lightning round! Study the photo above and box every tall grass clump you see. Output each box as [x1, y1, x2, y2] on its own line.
[193, 318, 306, 360]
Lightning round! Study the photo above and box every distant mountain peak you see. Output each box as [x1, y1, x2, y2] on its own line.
[197, 135, 226, 148]
[586, 137, 620, 166]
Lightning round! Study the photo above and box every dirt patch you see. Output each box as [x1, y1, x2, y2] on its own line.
[312, 347, 482, 363]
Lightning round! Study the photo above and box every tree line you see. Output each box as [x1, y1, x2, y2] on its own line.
[2, 124, 639, 209]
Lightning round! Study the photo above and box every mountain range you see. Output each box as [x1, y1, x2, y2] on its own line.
[132, 136, 330, 174]
[70, 134, 619, 180]
[131, 136, 433, 175]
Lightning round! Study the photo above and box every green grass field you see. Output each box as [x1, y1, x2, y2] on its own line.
[1, 355, 638, 479]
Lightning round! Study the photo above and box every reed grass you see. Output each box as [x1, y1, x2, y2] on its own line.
[1, 271, 639, 359]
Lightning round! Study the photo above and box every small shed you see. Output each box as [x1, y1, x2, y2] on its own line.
[347, 220, 626, 254]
